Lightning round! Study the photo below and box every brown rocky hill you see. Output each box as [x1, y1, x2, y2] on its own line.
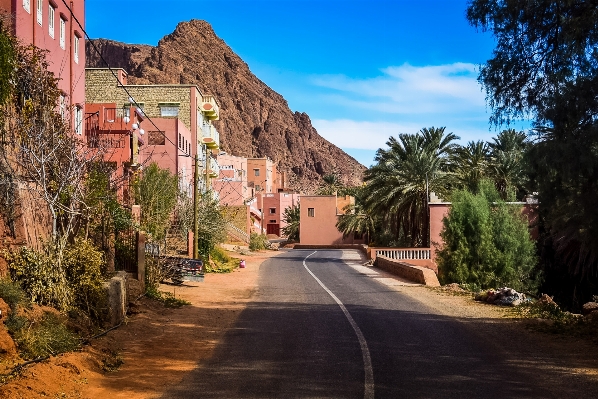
[86, 20, 365, 191]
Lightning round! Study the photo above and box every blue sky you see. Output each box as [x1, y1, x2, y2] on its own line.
[86, 0, 522, 167]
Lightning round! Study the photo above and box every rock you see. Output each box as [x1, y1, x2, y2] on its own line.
[86, 21, 366, 192]
[0, 298, 10, 318]
[538, 293, 556, 306]
[582, 301, 598, 315]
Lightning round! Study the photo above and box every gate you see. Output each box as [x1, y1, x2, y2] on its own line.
[114, 228, 138, 273]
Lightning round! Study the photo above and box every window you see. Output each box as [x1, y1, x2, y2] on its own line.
[269, 208, 276, 214]
[178, 133, 182, 148]
[59, 17, 66, 49]
[48, 5, 55, 38]
[23, 0, 30, 13]
[148, 131, 166, 145]
[269, 220, 276, 223]
[160, 106, 179, 117]
[255, 185, 261, 192]
[36, 0, 42, 25]
[73, 34, 80, 64]
[308, 208, 315, 217]
[74, 106, 82, 135]
[253, 168, 260, 177]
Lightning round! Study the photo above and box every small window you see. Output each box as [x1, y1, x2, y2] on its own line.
[269, 220, 276, 223]
[160, 106, 179, 117]
[73, 34, 80, 64]
[269, 208, 276, 214]
[255, 185, 261, 192]
[36, 0, 42, 25]
[148, 131, 166, 145]
[74, 106, 82, 135]
[253, 168, 260, 176]
[59, 17, 66, 49]
[23, 0, 30, 14]
[308, 208, 315, 217]
[48, 5, 55, 38]
[178, 133, 182, 148]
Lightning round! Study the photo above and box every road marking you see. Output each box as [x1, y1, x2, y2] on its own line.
[303, 251, 374, 399]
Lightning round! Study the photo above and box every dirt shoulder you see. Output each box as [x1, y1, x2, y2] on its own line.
[0, 250, 278, 399]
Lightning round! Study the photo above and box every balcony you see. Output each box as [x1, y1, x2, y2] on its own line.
[200, 95, 220, 121]
[85, 104, 136, 134]
[208, 157, 219, 178]
[201, 123, 220, 150]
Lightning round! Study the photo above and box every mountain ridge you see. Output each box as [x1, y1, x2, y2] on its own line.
[86, 19, 365, 191]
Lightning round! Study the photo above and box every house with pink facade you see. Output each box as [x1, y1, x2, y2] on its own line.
[1, 0, 86, 134]
[213, 153, 249, 206]
[262, 192, 300, 236]
[299, 195, 365, 245]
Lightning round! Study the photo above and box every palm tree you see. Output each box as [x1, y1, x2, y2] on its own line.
[487, 129, 529, 199]
[317, 173, 342, 195]
[451, 140, 490, 192]
[336, 203, 375, 244]
[364, 127, 458, 247]
[281, 205, 300, 241]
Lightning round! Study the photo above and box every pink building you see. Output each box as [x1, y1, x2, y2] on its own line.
[213, 153, 249, 206]
[0, 0, 86, 133]
[262, 192, 300, 236]
[299, 195, 364, 245]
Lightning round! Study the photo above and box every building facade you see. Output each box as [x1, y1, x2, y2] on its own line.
[299, 195, 364, 245]
[85, 68, 220, 195]
[0, 0, 86, 133]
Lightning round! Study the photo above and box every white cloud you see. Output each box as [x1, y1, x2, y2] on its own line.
[310, 62, 486, 115]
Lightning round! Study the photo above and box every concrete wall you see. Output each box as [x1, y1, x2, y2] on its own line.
[375, 256, 440, 287]
[213, 153, 249, 205]
[300, 196, 343, 245]
[262, 192, 300, 236]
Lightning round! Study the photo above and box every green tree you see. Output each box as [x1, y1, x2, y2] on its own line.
[467, 0, 598, 301]
[451, 140, 490, 193]
[281, 205, 300, 241]
[487, 129, 529, 199]
[364, 127, 458, 247]
[336, 203, 375, 245]
[437, 181, 539, 292]
[133, 163, 179, 241]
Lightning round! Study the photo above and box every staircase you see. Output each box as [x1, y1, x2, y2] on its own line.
[226, 223, 250, 244]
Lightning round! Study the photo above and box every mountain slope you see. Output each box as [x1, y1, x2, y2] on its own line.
[86, 20, 365, 191]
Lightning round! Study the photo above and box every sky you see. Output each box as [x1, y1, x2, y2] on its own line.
[85, 0, 523, 167]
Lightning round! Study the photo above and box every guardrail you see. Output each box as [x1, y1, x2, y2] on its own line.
[374, 248, 431, 260]
[226, 223, 250, 244]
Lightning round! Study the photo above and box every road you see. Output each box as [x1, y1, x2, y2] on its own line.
[162, 249, 597, 398]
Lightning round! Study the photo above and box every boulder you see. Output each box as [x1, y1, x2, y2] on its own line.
[582, 301, 598, 315]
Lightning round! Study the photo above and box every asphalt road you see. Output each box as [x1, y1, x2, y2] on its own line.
[162, 249, 593, 398]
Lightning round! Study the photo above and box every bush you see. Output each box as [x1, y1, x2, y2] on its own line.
[437, 181, 540, 293]
[12, 311, 80, 359]
[146, 287, 190, 308]
[249, 233, 269, 251]
[205, 246, 238, 273]
[3, 239, 108, 320]
[0, 278, 27, 311]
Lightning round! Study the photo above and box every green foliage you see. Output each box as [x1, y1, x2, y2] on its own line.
[145, 287, 190, 308]
[249, 233, 269, 251]
[0, 278, 27, 311]
[12, 311, 80, 360]
[4, 240, 107, 319]
[0, 23, 15, 106]
[281, 205, 300, 241]
[134, 163, 179, 241]
[364, 126, 458, 247]
[336, 203, 375, 244]
[437, 181, 540, 293]
[206, 246, 239, 273]
[467, 0, 598, 303]
[62, 239, 108, 320]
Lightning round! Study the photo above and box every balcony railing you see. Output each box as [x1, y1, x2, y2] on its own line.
[374, 248, 431, 261]
[200, 95, 220, 121]
[201, 124, 220, 150]
[208, 157, 220, 178]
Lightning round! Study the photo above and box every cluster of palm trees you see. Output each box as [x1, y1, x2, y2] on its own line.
[336, 127, 529, 247]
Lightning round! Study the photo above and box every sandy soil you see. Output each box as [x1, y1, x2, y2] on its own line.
[1, 249, 597, 398]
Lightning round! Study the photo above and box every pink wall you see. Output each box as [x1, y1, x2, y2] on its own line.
[262, 192, 300, 236]
[213, 153, 249, 205]
[2, 0, 86, 131]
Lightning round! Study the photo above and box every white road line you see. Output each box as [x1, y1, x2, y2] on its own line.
[303, 251, 375, 399]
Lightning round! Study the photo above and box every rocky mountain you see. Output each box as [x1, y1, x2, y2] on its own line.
[86, 20, 365, 191]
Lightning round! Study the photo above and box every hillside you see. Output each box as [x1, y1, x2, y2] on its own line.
[86, 20, 365, 191]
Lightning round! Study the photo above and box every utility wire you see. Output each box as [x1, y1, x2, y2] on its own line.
[60, 0, 191, 158]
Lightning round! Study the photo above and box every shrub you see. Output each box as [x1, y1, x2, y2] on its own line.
[437, 181, 540, 293]
[4, 239, 108, 320]
[0, 278, 27, 311]
[249, 233, 269, 251]
[205, 247, 238, 273]
[13, 311, 80, 359]
[146, 287, 190, 308]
